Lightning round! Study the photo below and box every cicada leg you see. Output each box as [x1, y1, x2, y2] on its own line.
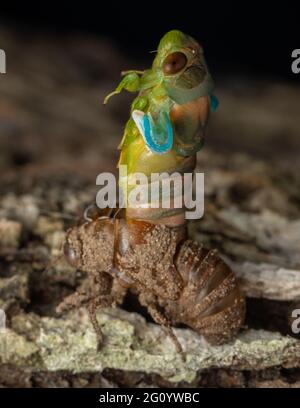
[138, 292, 185, 360]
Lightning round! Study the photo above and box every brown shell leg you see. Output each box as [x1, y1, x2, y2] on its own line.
[57, 271, 118, 351]
[87, 295, 114, 351]
[138, 293, 185, 359]
[56, 271, 113, 313]
[56, 285, 90, 313]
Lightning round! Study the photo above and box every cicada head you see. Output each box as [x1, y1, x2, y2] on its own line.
[153, 30, 214, 104]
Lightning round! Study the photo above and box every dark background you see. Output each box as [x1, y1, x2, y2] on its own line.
[0, 2, 299, 81]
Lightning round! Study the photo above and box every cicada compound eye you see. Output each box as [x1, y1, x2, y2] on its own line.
[162, 52, 187, 75]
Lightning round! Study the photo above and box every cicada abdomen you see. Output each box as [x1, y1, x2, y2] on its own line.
[163, 240, 246, 345]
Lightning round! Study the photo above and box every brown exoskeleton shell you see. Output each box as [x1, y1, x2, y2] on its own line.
[57, 212, 245, 354]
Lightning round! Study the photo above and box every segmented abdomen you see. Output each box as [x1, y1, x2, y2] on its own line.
[163, 240, 245, 345]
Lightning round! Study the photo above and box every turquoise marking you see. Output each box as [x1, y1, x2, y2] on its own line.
[142, 111, 173, 154]
[210, 94, 219, 112]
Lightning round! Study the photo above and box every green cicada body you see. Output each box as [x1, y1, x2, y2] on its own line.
[104, 30, 217, 224]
